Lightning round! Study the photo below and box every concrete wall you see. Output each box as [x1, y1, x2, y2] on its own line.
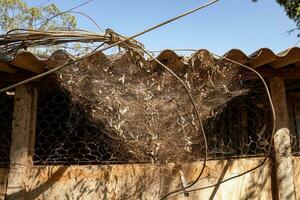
[4, 157, 272, 200]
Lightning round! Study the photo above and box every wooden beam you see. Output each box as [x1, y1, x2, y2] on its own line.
[270, 77, 296, 200]
[292, 94, 300, 147]
[0, 72, 35, 84]
[237, 65, 300, 80]
[275, 65, 300, 79]
[0, 61, 18, 74]
[0, 169, 8, 200]
[6, 84, 37, 200]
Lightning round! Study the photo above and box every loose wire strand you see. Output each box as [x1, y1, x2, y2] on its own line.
[148, 48, 276, 198]
[36, 0, 51, 7]
[38, 0, 94, 30]
[182, 52, 276, 194]
[68, 11, 104, 32]
[0, 29, 110, 56]
[143, 49, 276, 199]
[141, 48, 208, 200]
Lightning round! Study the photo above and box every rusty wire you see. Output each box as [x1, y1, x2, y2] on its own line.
[142, 49, 208, 199]
[37, 0, 95, 30]
[0, 29, 142, 57]
[150, 49, 276, 198]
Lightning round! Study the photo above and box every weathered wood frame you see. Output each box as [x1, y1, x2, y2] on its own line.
[270, 77, 296, 200]
[5, 84, 37, 200]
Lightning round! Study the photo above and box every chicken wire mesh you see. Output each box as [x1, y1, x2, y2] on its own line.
[33, 50, 273, 165]
[35, 85, 130, 164]
[205, 80, 272, 159]
[286, 79, 300, 155]
[0, 93, 14, 167]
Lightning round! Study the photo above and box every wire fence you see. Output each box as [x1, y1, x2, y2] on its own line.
[34, 85, 133, 165]
[0, 53, 278, 166]
[205, 80, 271, 159]
[286, 79, 300, 155]
[1, 51, 300, 199]
[33, 79, 272, 165]
[0, 93, 13, 168]
[29, 51, 274, 165]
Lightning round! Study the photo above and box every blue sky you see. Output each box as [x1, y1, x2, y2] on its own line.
[27, 0, 299, 55]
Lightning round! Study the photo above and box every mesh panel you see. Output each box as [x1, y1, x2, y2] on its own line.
[286, 79, 300, 155]
[206, 80, 271, 159]
[34, 79, 271, 165]
[34, 85, 130, 165]
[35, 54, 272, 164]
[0, 93, 14, 167]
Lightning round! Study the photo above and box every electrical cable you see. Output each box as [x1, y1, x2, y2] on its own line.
[38, 0, 94, 30]
[152, 49, 276, 197]
[184, 52, 277, 190]
[68, 11, 104, 32]
[142, 48, 208, 200]
[36, 0, 50, 7]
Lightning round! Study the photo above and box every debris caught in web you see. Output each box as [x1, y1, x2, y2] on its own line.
[47, 49, 245, 163]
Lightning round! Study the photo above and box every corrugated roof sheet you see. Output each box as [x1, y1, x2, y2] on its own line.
[0, 47, 300, 76]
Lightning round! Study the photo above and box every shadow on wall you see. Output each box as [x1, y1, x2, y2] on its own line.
[6, 166, 68, 200]
[209, 160, 232, 200]
[173, 158, 272, 200]
[5, 158, 272, 200]
[241, 160, 270, 200]
[5, 164, 183, 200]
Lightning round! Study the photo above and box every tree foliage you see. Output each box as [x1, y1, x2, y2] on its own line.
[254, 0, 300, 31]
[0, 0, 79, 55]
[0, 0, 76, 32]
[277, 0, 300, 29]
